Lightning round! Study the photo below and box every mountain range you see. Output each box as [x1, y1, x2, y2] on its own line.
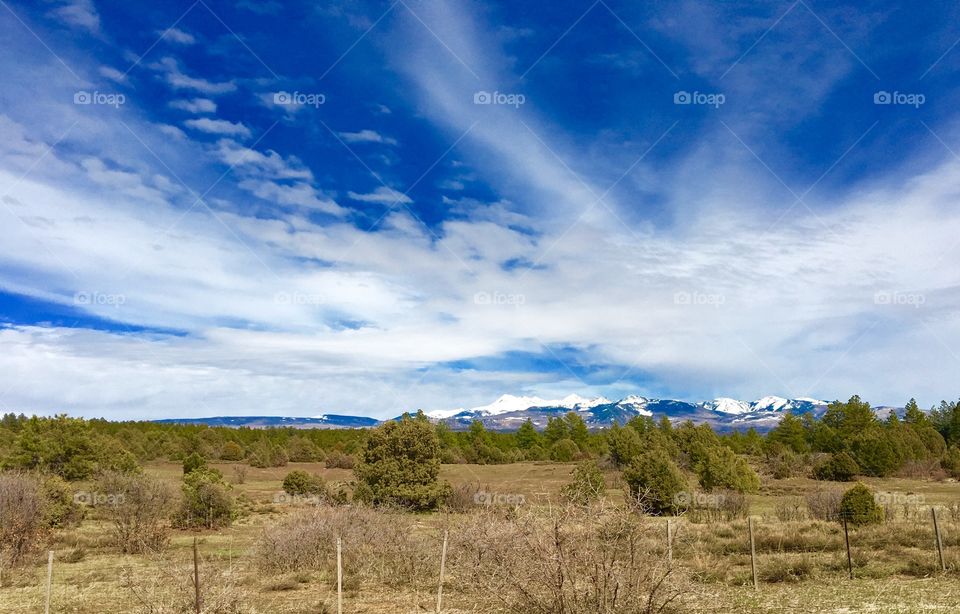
[152, 394, 892, 433]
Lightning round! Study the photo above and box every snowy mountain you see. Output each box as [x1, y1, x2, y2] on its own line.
[429, 394, 831, 431]
[153, 395, 841, 433]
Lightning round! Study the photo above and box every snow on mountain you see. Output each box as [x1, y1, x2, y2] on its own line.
[425, 408, 465, 419]
[468, 394, 555, 415]
[751, 396, 791, 412]
[701, 397, 753, 414]
[462, 393, 611, 416]
[617, 395, 653, 416]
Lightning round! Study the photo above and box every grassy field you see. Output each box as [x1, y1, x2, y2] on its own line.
[1, 462, 959, 613]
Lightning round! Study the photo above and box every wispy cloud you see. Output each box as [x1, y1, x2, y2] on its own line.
[184, 117, 251, 138]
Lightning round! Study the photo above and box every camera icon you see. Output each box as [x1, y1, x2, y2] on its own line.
[874, 291, 891, 305]
[873, 91, 891, 105]
[74, 291, 91, 305]
[73, 491, 91, 505]
[473, 491, 491, 505]
[673, 91, 691, 105]
[473, 91, 492, 105]
[673, 291, 691, 305]
[74, 91, 91, 105]
[673, 491, 691, 506]
[274, 91, 292, 105]
[473, 291, 491, 305]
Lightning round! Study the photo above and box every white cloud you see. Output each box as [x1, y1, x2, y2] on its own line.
[338, 129, 397, 145]
[170, 98, 217, 114]
[347, 186, 412, 204]
[160, 27, 196, 45]
[157, 124, 187, 140]
[49, 0, 100, 33]
[238, 179, 345, 216]
[98, 66, 127, 83]
[153, 57, 237, 95]
[184, 118, 251, 138]
[213, 139, 313, 180]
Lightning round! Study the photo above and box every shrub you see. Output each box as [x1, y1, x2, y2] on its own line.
[607, 424, 642, 468]
[95, 471, 173, 553]
[839, 483, 884, 526]
[694, 446, 760, 493]
[282, 470, 328, 499]
[324, 451, 356, 469]
[805, 489, 843, 521]
[40, 475, 82, 528]
[174, 468, 234, 529]
[182, 452, 207, 475]
[560, 460, 605, 505]
[353, 413, 451, 511]
[0, 472, 48, 566]
[622, 449, 688, 515]
[257, 507, 430, 587]
[942, 446, 960, 479]
[813, 451, 859, 482]
[775, 496, 808, 522]
[549, 438, 579, 462]
[219, 441, 245, 461]
[287, 436, 322, 462]
[248, 441, 288, 468]
[451, 505, 680, 612]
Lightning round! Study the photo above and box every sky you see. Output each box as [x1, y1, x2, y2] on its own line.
[1, 0, 959, 420]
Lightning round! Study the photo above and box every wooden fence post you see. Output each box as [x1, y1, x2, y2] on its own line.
[336, 536, 343, 614]
[44, 550, 53, 614]
[748, 517, 758, 590]
[843, 517, 853, 580]
[932, 507, 946, 572]
[666, 519, 672, 564]
[193, 537, 201, 614]
[436, 530, 449, 613]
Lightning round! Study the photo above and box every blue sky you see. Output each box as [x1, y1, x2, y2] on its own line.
[1, 0, 960, 419]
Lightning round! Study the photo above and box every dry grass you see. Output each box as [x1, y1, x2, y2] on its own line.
[1, 462, 959, 613]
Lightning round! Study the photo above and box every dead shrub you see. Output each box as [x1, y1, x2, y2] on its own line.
[775, 496, 807, 522]
[0, 471, 49, 566]
[256, 506, 434, 588]
[805, 489, 843, 522]
[451, 504, 682, 613]
[95, 471, 174, 553]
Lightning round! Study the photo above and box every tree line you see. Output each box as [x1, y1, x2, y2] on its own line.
[0, 395, 958, 484]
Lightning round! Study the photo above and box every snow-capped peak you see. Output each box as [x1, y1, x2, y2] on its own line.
[560, 394, 611, 410]
[620, 395, 649, 406]
[425, 408, 466, 420]
[752, 396, 791, 412]
[702, 397, 753, 414]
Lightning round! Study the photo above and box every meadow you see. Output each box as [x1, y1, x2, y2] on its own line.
[1, 460, 959, 613]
